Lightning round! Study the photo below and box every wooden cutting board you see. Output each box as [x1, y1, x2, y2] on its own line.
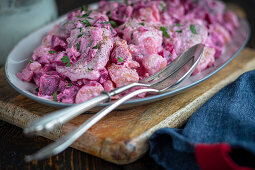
[1, 48, 255, 165]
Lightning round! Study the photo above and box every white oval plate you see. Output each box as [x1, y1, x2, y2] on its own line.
[4, 3, 250, 109]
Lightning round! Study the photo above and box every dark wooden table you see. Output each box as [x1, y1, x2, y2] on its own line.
[0, 121, 163, 170]
[1, 0, 254, 169]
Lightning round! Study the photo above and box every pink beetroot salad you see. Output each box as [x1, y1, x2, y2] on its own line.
[17, 0, 239, 104]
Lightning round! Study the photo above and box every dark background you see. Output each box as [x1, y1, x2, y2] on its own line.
[1, 0, 255, 169]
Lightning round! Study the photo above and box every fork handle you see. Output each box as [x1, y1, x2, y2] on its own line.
[25, 88, 157, 161]
[23, 93, 109, 135]
[24, 82, 147, 135]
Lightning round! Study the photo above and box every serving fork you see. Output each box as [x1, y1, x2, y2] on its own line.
[24, 43, 204, 161]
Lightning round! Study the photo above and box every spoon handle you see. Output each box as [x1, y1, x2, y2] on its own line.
[25, 88, 157, 162]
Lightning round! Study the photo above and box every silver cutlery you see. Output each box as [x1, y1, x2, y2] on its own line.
[24, 43, 204, 161]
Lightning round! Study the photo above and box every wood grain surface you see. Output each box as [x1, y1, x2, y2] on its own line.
[1, 48, 255, 165]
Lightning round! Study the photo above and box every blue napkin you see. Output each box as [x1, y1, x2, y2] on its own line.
[149, 70, 255, 170]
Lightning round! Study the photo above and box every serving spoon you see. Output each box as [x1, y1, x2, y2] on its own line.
[25, 43, 204, 161]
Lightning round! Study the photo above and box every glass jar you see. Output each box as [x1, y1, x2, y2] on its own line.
[0, 0, 57, 65]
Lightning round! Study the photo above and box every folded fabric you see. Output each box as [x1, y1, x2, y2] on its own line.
[149, 70, 255, 170]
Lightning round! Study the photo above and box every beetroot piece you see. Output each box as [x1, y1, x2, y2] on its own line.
[58, 86, 79, 104]
[111, 3, 133, 23]
[51, 35, 67, 51]
[39, 75, 60, 96]
[110, 45, 129, 65]
[93, 16, 111, 30]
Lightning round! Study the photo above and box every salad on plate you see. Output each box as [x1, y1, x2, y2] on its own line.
[17, 0, 239, 104]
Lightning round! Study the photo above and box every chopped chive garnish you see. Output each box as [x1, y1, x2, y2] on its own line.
[66, 62, 71, 67]
[84, 5, 89, 12]
[160, 2, 167, 11]
[61, 56, 71, 67]
[84, 5, 89, 11]
[190, 24, 197, 34]
[176, 23, 181, 27]
[131, 32, 134, 40]
[81, 5, 88, 12]
[102, 21, 110, 24]
[77, 34, 83, 38]
[118, 56, 124, 63]
[61, 56, 70, 63]
[77, 12, 92, 19]
[53, 91, 58, 101]
[76, 41, 81, 50]
[68, 83, 72, 86]
[49, 50, 57, 54]
[47, 73, 50, 75]
[72, 27, 83, 32]
[109, 20, 117, 28]
[84, 13, 92, 18]
[92, 45, 98, 49]
[160, 26, 170, 38]
[35, 87, 39, 92]
[84, 13, 90, 17]
[29, 60, 34, 63]
[81, 5, 85, 12]
[88, 67, 93, 71]
[83, 19, 91, 27]
[140, 22, 145, 26]
[176, 30, 182, 33]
